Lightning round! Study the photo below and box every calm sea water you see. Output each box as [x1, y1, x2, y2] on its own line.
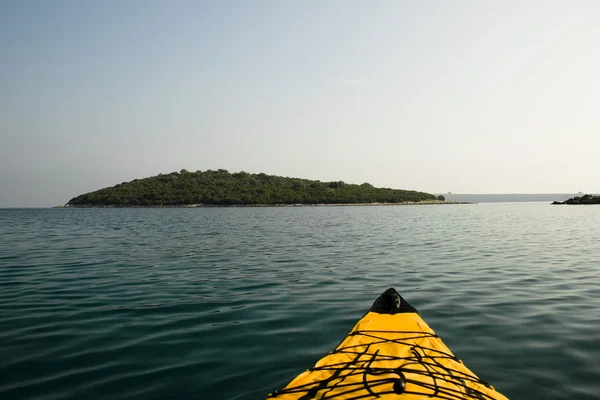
[1, 204, 599, 400]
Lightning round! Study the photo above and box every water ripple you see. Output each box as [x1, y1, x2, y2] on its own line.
[1, 204, 600, 399]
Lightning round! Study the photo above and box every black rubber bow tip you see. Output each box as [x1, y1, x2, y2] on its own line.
[370, 288, 418, 315]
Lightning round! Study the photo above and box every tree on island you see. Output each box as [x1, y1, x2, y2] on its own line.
[66, 170, 442, 207]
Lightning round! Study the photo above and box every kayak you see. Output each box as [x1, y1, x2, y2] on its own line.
[267, 288, 508, 400]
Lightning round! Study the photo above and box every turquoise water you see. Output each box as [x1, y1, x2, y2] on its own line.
[1, 204, 599, 399]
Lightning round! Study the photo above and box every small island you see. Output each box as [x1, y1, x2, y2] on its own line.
[64, 169, 456, 207]
[552, 194, 600, 205]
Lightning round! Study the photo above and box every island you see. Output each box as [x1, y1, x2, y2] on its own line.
[64, 169, 454, 207]
[552, 194, 600, 205]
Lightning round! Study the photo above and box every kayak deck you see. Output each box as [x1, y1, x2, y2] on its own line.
[268, 288, 508, 400]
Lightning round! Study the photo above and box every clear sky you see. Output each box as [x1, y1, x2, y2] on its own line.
[1, 1, 599, 207]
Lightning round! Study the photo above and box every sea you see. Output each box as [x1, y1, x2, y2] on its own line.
[1, 203, 599, 400]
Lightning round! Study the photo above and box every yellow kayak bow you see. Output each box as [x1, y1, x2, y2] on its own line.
[268, 288, 508, 400]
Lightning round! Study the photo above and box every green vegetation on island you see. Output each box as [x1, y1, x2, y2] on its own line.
[66, 169, 445, 207]
[552, 194, 600, 205]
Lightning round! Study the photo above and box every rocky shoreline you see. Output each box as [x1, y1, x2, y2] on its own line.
[552, 194, 600, 205]
[55, 200, 472, 208]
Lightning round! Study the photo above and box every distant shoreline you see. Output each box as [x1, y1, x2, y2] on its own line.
[551, 194, 600, 205]
[55, 200, 472, 208]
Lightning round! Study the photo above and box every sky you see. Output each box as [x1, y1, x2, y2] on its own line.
[1, 1, 599, 207]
